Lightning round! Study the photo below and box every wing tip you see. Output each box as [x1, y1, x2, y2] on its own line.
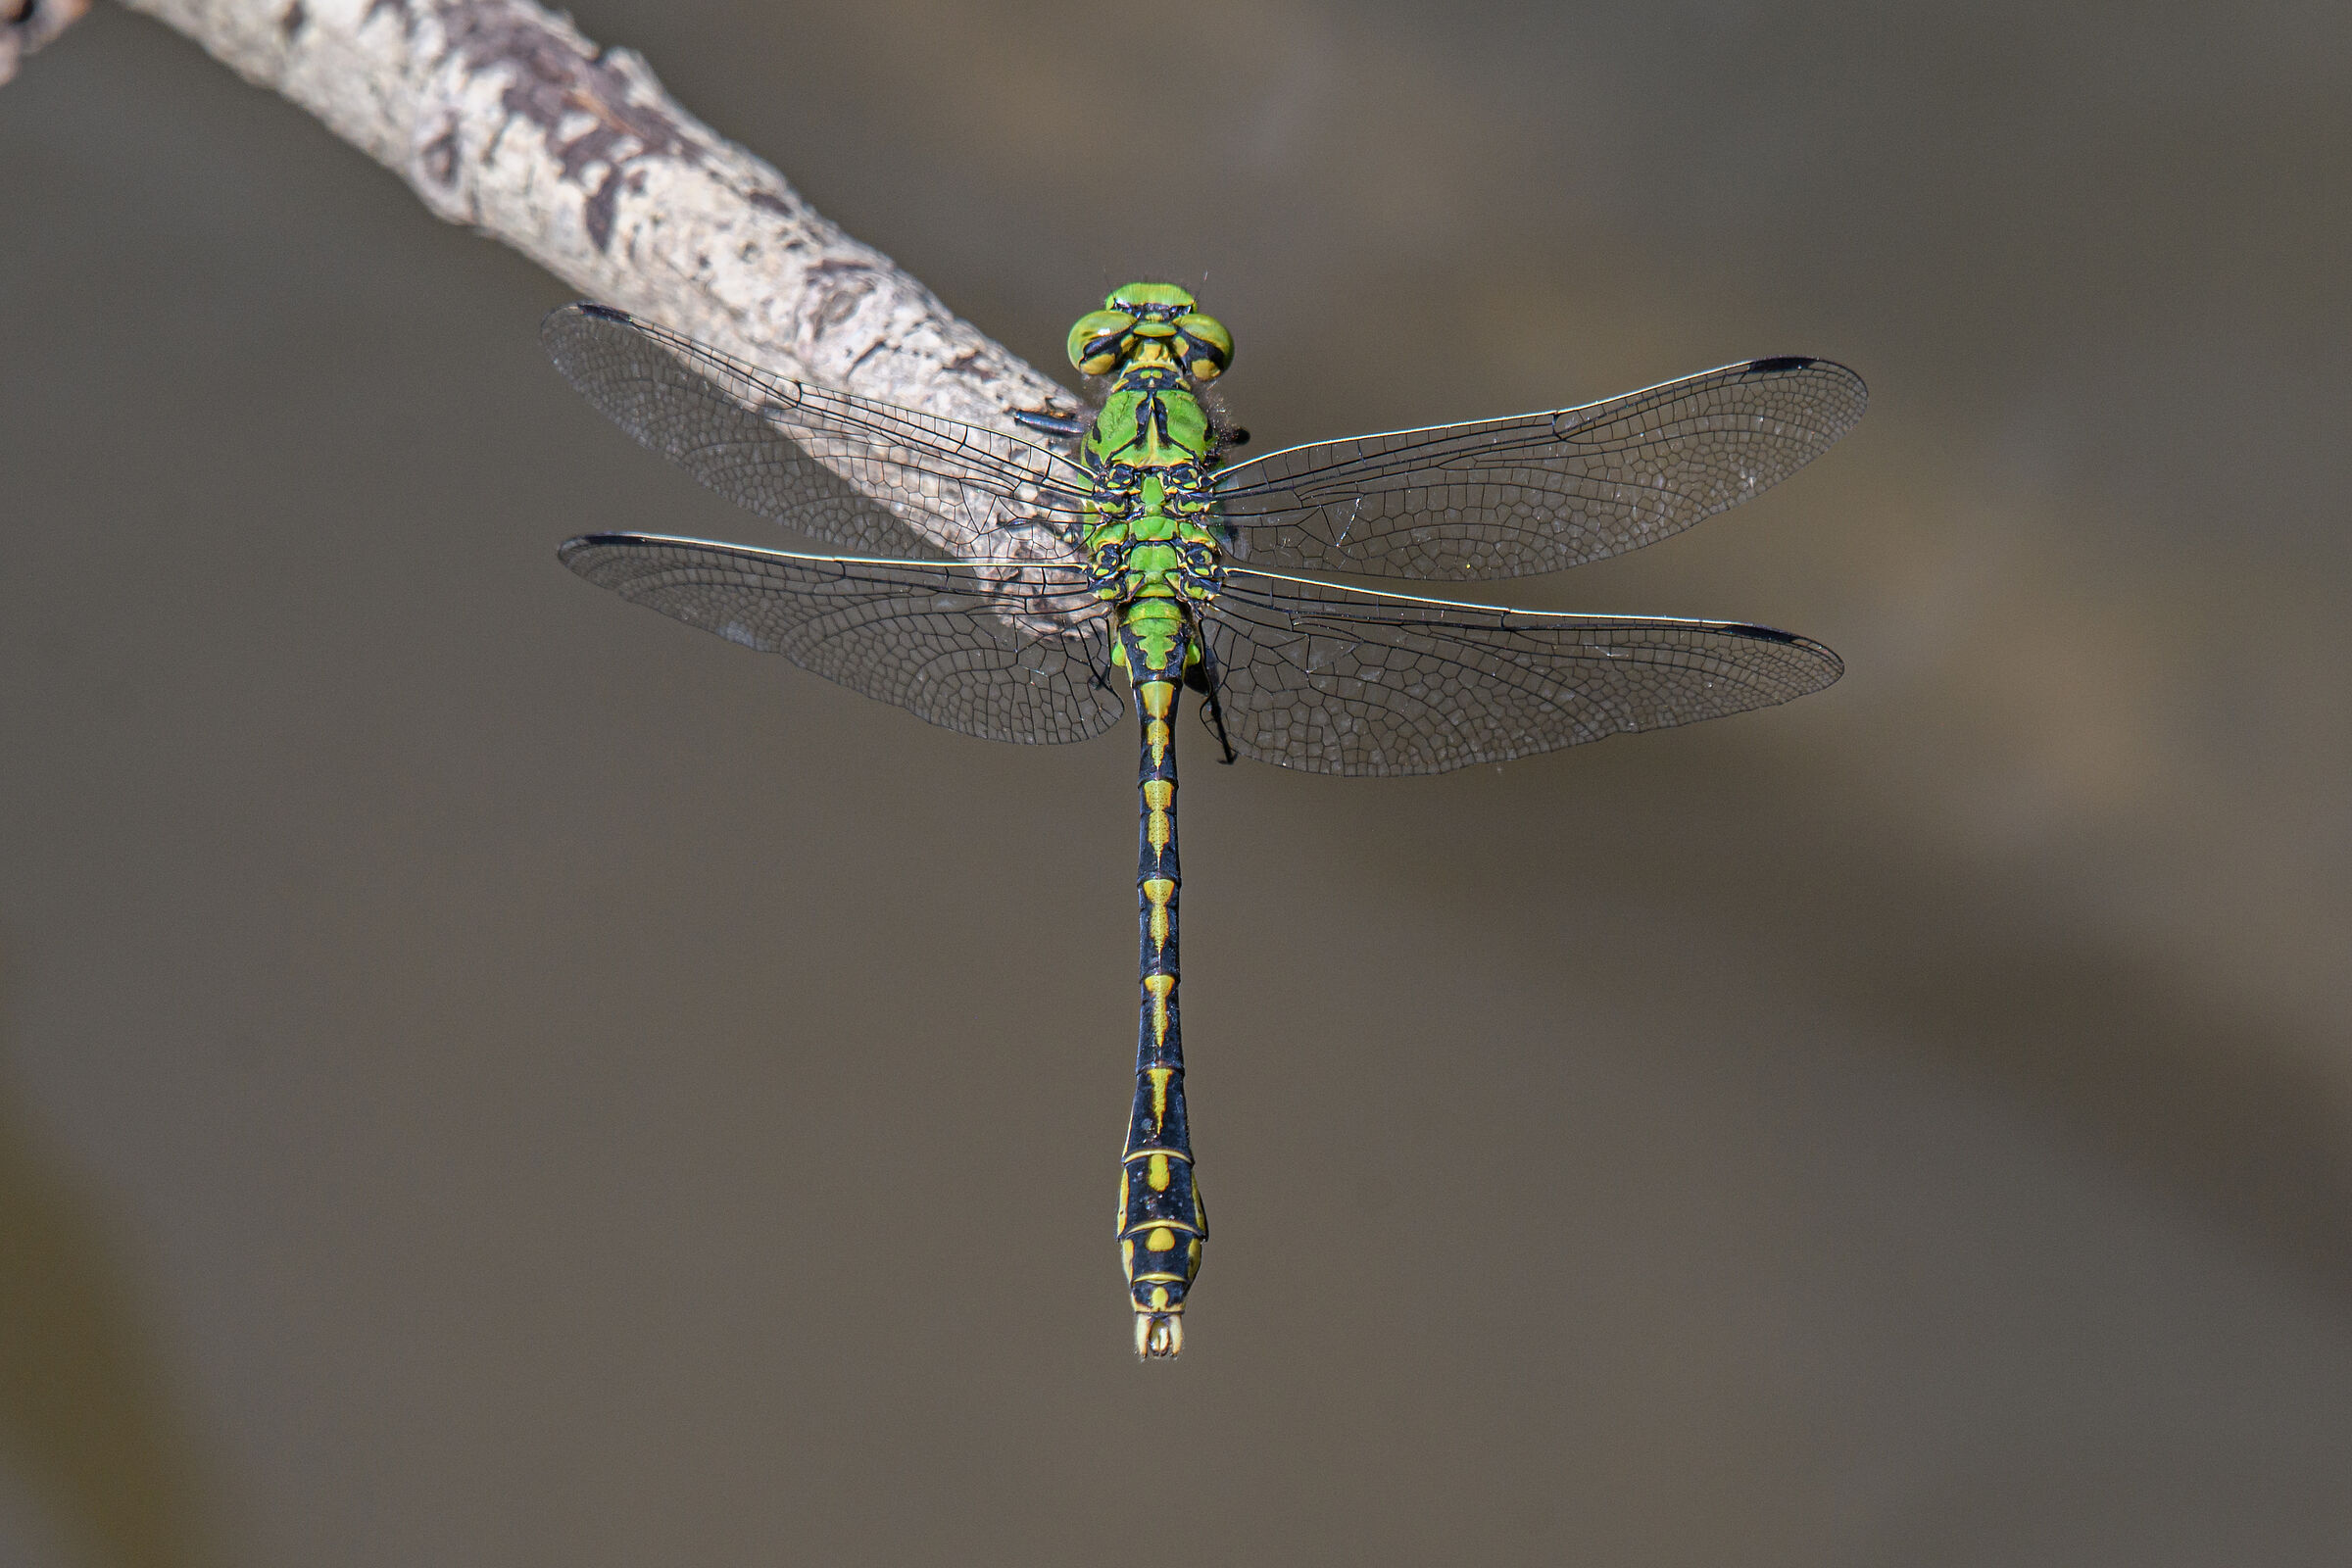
[1742, 353, 1870, 409]
[546, 299, 626, 325]
[557, 531, 640, 557]
[1731, 622, 1846, 686]
[542, 299, 612, 340]
[555, 533, 646, 578]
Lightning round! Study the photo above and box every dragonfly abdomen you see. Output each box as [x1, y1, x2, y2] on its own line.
[1116, 653, 1205, 1358]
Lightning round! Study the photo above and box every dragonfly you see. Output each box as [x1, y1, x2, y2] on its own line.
[543, 284, 1865, 1357]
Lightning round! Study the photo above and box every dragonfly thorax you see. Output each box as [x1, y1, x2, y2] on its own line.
[1072, 285, 1231, 621]
[1088, 535, 1223, 605]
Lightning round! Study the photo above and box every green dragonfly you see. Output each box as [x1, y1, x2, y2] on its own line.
[543, 284, 1864, 1356]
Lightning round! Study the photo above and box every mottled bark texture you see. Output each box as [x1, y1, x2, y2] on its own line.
[1, 0, 92, 82]
[62, 1, 1081, 489]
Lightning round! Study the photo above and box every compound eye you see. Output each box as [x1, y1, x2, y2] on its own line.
[1174, 313, 1233, 381]
[1067, 311, 1136, 374]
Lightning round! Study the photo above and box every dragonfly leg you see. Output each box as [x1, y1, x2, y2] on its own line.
[1185, 634, 1239, 765]
[1011, 408, 1088, 439]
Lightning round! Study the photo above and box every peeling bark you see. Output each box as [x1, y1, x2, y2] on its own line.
[76, 0, 1082, 524]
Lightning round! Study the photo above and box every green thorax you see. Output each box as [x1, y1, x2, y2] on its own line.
[1068, 284, 1235, 678]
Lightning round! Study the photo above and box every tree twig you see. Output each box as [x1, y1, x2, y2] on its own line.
[44, 1, 1082, 528]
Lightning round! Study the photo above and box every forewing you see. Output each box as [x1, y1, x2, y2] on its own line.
[561, 534, 1121, 745]
[544, 303, 1094, 562]
[1200, 569, 1841, 776]
[1212, 357, 1866, 580]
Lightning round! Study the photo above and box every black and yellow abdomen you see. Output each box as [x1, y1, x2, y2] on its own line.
[1115, 657, 1206, 1357]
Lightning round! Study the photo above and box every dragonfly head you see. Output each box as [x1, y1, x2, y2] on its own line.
[1069, 282, 1234, 383]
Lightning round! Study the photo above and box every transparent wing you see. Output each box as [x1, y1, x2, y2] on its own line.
[1211, 357, 1866, 580]
[1200, 568, 1841, 776]
[560, 534, 1121, 745]
[544, 303, 1095, 563]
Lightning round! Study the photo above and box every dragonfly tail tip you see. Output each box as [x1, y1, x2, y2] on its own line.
[1135, 1313, 1184, 1358]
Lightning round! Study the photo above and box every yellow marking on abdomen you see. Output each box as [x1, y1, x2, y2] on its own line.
[1143, 877, 1174, 951]
[1146, 1064, 1172, 1127]
[1141, 681, 1175, 764]
[1145, 976, 1174, 1048]
[1147, 1152, 1171, 1191]
[1143, 779, 1174, 854]
[1147, 1226, 1177, 1252]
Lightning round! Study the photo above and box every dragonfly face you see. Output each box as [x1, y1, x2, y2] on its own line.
[1067, 282, 1233, 382]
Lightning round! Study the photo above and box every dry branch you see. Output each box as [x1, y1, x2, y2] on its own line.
[25, 0, 1082, 528]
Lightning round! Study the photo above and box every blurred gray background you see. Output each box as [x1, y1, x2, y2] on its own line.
[3, 3, 2349, 1564]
